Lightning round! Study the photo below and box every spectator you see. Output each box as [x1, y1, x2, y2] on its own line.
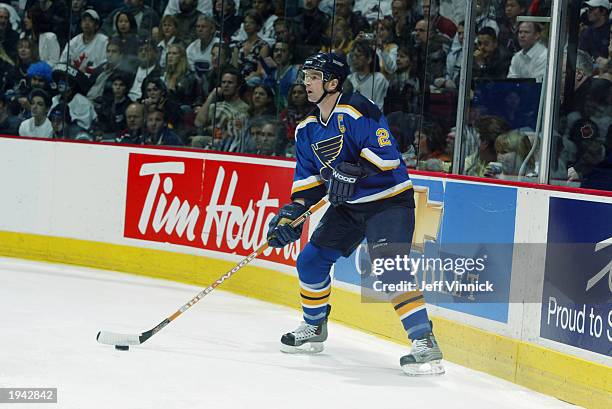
[274, 17, 297, 47]
[23, 1, 69, 45]
[14, 38, 38, 86]
[320, 17, 354, 57]
[128, 39, 162, 101]
[354, 0, 393, 22]
[384, 45, 421, 114]
[561, 49, 596, 114]
[103, 0, 160, 39]
[186, 15, 220, 72]
[464, 115, 511, 177]
[489, 129, 535, 177]
[391, 0, 420, 46]
[279, 83, 315, 146]
[434, 21, 464, 89]
[193, 68, 249, 147]
[261, 41, 300, 109]
[230, 10, 270, 83]
[507, 21, 547, 82]
[232, 0, 277, 46]
[117, 102, 146, 143]
[474, 0, 500, 34]
[247, 84, 276, 118]
[473, 26, 512, 79]
[18, 88, 53, 138]
[67, 0, 87, 40]
[412, 18, 449, 86]
[87, 37, 135, 102]
[333, 0, 369, 38]
[140, 77, 183, 129]
[422, 0, 457, 40]
[372, 18, 399, 77]
[292, 0, 329, 60]
[253, 119, 282, 155]
[0, 93, 20, 135]
[157, 15, 179, 69]
[48, 102, 91, 140]
[144, 106, 184, 146]
[566, 79, 611, 183]
[10, 61, 53, 120]
[579, 0, 611, 60]
[50, 64, 97, 133]
[21, 5, 60, 67]
[0, 5, 19, 62]
[498, 0, 529, 54]
[205, 42, 232, 93]
[415, 122, 451, 172]
[162, 43, 200, 107]
[94, 72, 132, 139]
[213, 0, 242, 41]
[165, 0, 203, 44]
[113, 11, 139, 56]
[346, 40, 389, 110]
[59, 9, 109, 75]
[164, 0, 211, 17]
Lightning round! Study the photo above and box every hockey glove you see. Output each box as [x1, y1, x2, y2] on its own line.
[267, 202, 308, 248]
[327, 162, 364, 207]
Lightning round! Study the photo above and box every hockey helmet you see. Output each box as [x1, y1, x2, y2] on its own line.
[302, 52, 350, 87]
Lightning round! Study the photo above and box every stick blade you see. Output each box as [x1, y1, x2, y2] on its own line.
[96, 330, 141, 346]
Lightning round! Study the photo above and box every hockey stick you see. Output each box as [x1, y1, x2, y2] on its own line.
[96, 197, 328, 348]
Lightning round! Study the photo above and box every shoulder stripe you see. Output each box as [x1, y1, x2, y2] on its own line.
[291, 175, 324, 194]
[336, 105, 362, 119]
[360, 148, 401, 171]
[295, 116, 318, 133]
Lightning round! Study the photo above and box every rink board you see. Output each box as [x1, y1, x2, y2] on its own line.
[0, 136, 610, 409]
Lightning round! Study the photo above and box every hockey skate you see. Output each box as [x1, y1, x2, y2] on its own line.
[280, 306, 330, 354]
[400, 331, 445, 376]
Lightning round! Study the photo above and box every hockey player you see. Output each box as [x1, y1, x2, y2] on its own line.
[267, 52, 444, 376]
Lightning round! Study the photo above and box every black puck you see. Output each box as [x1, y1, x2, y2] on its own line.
[115, 345, 129, 351]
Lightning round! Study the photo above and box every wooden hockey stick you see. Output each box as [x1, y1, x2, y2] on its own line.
[96, 197, 329, 348]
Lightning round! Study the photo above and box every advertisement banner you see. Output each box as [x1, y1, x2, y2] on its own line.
[333, 179, 517, 323]
[124, 153, 302, 266]
[540, 197, 612, 356]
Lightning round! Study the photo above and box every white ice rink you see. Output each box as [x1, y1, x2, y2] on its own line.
[0, 257, 579, 409]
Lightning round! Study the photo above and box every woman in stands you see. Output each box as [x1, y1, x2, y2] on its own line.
[21, 5, 59, 66]
[161, 43, 200, 108]
[157, 15, 179, 69]
[113, 11, 139, 57]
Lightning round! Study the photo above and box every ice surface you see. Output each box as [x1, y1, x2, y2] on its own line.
[0, 258, 579, 409]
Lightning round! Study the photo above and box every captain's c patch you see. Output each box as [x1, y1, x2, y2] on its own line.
[377, 128, 391, 147]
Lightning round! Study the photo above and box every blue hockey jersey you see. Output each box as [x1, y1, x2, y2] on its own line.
[291, 93, 412, 205]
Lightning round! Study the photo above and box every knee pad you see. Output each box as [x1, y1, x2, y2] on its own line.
[296, 243, 342, 284]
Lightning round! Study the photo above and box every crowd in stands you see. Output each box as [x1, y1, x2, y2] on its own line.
[0, 0, 609, 190]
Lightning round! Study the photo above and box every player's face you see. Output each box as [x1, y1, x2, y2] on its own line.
[302, 69, 324, 102]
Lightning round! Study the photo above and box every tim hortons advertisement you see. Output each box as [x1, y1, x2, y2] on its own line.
[124, 153, 301, 266]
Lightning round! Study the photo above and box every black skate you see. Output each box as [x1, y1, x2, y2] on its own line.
[400, 331, 445, 376]
[280, 306, 331, 354]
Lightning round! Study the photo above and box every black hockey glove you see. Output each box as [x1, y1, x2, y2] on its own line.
[267, 202, 308, 248]
[327, 162, 364, 207]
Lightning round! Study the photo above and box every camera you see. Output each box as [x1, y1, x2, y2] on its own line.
[362, 33, 374, 41]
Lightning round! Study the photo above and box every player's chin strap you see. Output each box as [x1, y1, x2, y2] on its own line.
[316, 78, 340, 104]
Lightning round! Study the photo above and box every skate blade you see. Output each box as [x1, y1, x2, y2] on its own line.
[280, 342, 324, 354]
[401, 360, 445, 376]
